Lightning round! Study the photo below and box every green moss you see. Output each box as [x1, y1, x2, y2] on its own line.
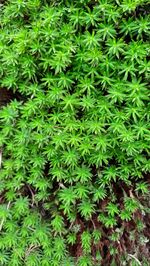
[0, 0, 149, 265]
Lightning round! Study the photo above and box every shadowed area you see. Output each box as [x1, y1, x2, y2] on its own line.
[0, 88, 22, 107]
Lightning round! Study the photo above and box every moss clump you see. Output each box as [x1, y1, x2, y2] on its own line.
[0, 0, 149, 265]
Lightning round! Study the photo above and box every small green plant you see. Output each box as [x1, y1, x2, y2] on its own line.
[0, 0, 149, 265]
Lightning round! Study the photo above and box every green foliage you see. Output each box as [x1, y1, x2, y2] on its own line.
[0, 0, 149, 265]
